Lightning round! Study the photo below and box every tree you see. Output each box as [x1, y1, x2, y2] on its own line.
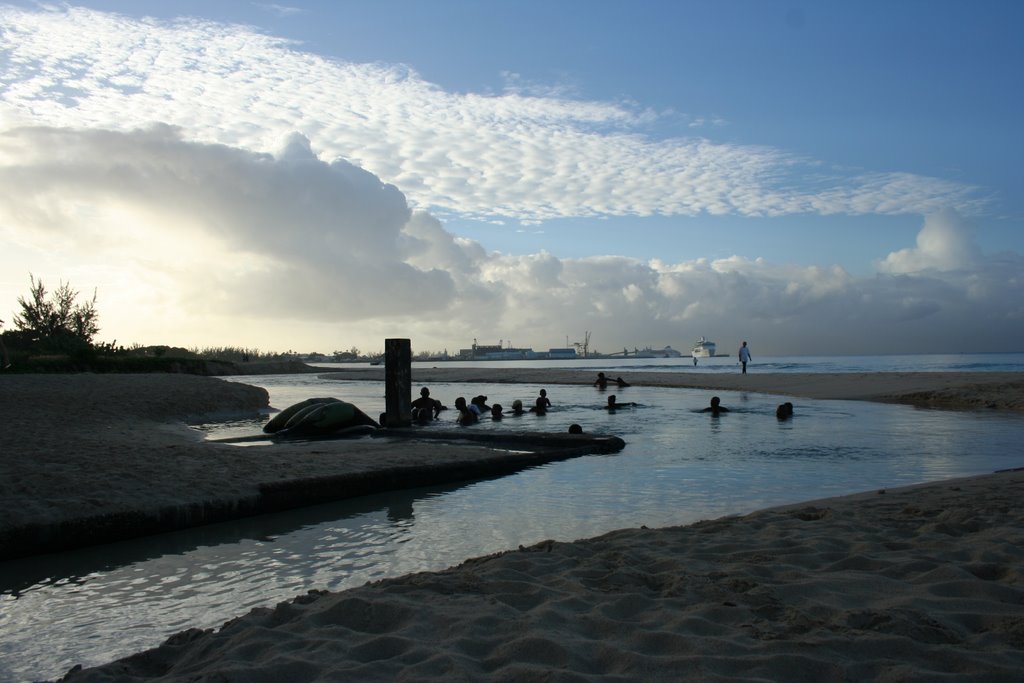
[13, 274, 100, 347]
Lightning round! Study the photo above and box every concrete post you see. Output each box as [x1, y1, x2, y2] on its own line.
[384, 338, 411, 427]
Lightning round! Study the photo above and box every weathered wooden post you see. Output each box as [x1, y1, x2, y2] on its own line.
[384, 338, 411, 427]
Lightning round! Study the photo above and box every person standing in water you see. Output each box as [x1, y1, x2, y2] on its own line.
[538, 388, 551, 407]
[738, 341, 752, 374]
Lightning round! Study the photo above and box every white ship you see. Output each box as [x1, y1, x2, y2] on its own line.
[691, 337, 716, 358]
[621, 346, 684, 358]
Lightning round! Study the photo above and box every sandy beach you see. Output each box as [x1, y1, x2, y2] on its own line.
[60, 469, 1024, 682]
[1, 369, 1022, 681]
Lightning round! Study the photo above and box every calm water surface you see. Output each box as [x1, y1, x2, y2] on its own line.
[2, 356, 1023, 682]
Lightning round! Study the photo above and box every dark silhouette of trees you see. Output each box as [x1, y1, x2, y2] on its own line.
[11, 274, 99, 353]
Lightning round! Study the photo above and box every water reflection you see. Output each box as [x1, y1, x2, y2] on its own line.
[0, 484, 467, 598]
[0, 482, 480, 683]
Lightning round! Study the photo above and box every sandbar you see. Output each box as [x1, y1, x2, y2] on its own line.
[0, 373, 622, 560]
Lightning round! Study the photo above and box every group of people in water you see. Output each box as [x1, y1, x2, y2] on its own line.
[271, 352, 789, 437]
[697, 395, 793, 419]
[594, 372, 629, 389]
[411, 372, 795, 428]
[413, 386, 555, 426]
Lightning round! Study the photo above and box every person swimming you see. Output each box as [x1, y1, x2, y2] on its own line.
[454, 396, 478, 425]
[604, 395, 636, 411]
[700, 396, 730, 415]
[471, 395, 491, 414]
[510, 399, 525, 416]
[776, 402, 794, 419]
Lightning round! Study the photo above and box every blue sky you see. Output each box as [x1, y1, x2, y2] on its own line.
[0, 1, 1021, 354]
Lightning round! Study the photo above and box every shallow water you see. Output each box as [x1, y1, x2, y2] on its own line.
[2, 371, 1023, 682]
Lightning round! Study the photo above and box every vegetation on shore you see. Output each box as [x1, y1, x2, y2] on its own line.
[0, 275, 373, 374]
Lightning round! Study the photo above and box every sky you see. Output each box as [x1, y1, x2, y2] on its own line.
[1, 1, 1022, 356]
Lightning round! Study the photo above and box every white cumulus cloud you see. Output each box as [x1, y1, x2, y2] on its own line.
[878, 209, 982, 274]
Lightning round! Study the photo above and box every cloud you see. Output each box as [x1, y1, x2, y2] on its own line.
[256, 4, 306, 18]
[878, 209, 982, 274]
[0, 5, 986, 225]
[0, 124, 452, 324]
[0, 125, 1020, 354]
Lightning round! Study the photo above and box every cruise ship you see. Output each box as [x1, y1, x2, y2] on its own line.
[691, 337, 716, 358]
[625, 345, 684, 358]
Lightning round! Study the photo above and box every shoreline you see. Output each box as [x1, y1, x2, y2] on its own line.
[59, 468, 1024, 682]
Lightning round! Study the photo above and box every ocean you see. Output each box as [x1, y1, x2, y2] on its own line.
[396, 351, 1024, 374]
[1, 353, 1022, 682]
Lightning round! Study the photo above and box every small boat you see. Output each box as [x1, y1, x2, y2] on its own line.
[691, 337, 716, 358]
